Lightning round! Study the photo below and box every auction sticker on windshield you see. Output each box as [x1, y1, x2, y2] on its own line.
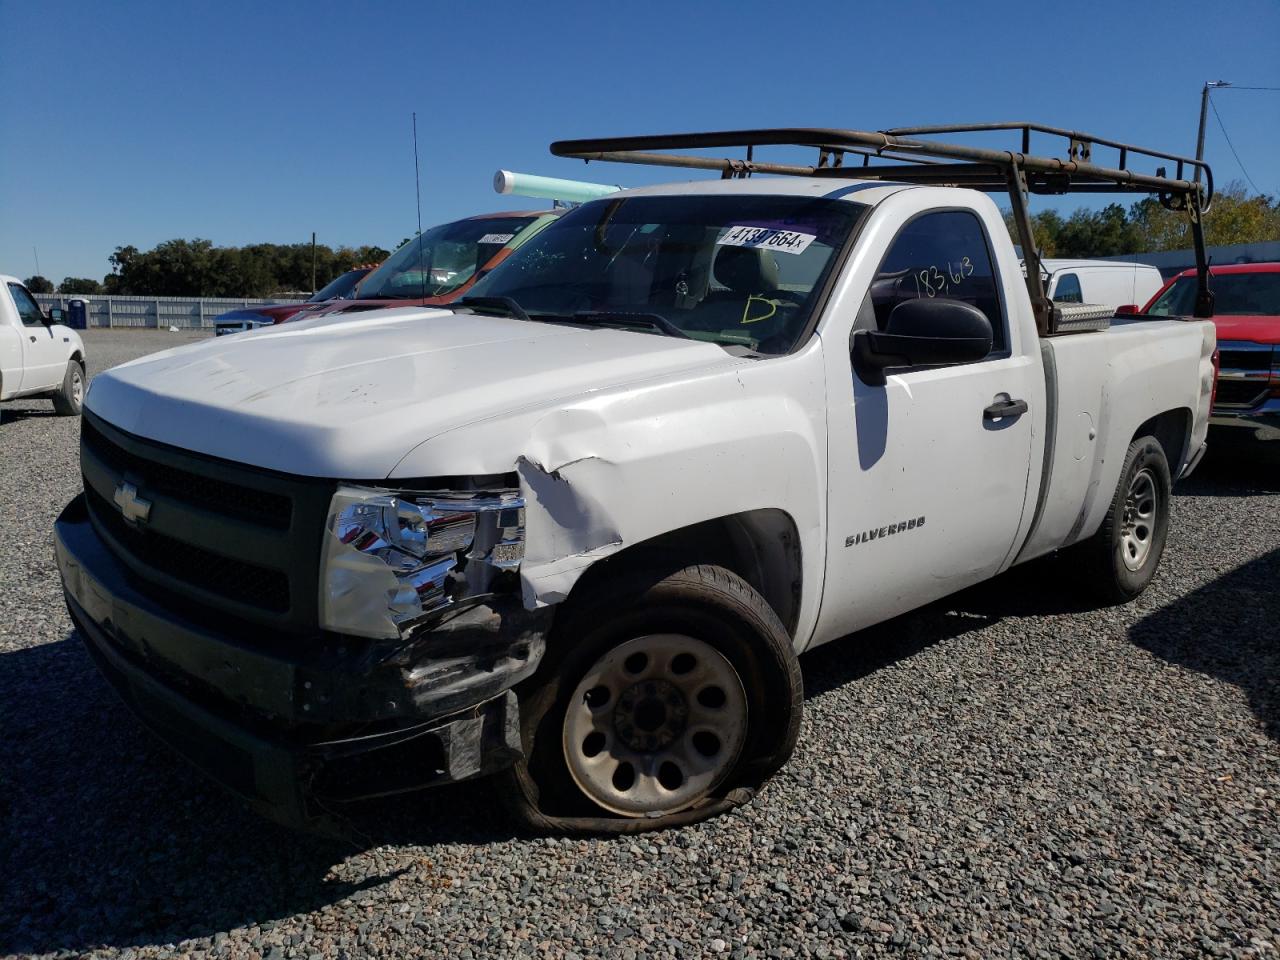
[478, 233, 515, 244]
[717, 225, 817, 256]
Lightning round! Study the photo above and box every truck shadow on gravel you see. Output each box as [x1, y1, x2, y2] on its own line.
[800, 554, 1093, 699]
[801, 597, 997, 699]
[807, 542, 1279, 747]
[1128, 546, 1279, 742]
[1175, 428, 1280, 497]
[0, 405, 58, 425]
[0, 633, 518, 957]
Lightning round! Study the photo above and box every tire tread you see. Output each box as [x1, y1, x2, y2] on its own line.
[1073, 435, 1171, 604]
[504, 562, 802, 834]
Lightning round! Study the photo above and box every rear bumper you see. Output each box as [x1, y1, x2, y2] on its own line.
[55, 493, 546, 832]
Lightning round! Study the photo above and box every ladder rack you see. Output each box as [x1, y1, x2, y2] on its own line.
[550, 124, 1216, 331]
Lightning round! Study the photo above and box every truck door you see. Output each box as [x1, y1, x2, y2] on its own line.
[819, 207, 1038, 639]
[5, 283, 64, 392]
[0, 294, 22, 398]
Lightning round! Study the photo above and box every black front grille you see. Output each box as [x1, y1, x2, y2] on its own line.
[1214, 379, 1268, 408]
[1218, 347, 1273, 372]
[79, 411, 333, 634]
[86, 485, 290, 613]
[82, 418, 291, 530]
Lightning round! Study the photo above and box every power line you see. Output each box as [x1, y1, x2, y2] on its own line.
[1226, 85, 1280, 91]
[1209, 97, 1265, 195]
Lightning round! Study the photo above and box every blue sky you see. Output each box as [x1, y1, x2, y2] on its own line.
[2, 0, 1277, 284]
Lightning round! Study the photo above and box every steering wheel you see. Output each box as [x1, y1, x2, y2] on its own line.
[770, 290, 807, 307]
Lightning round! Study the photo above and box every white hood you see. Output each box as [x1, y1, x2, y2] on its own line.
[85, 308, 737, 478]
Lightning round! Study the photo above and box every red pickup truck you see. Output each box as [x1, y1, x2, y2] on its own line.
[301, 210, 560, 320]
[1142, 262, 1280, 429]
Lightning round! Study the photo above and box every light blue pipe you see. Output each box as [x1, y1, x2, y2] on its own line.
[494, 169, 621, 204]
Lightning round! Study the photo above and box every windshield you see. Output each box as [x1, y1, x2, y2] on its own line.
[308, 268, 370, 302]
[1146, 271, 1280, 317]
[466, 194, 865, 353]
[356, 216, 538, 300]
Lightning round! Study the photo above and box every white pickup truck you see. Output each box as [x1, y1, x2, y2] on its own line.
[0, 275, 87, 415]
[54, 125, 1216, 835]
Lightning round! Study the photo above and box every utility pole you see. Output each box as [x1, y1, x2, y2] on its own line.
[1195, 80, 1231, 182]
[310, 232, 317, 295]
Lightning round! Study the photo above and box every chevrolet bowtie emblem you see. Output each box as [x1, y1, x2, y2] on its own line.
[113, 481, 152, 525]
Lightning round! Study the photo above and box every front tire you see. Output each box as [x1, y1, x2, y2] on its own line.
[504, 564, 802, 834]
[1076, 434, 1171, 603]
[52, 359, 85, 416]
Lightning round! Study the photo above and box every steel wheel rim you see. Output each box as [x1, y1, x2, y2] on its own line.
[71, 369, 84, 405]
[562, 634, 748, 817]
[1120, 467, 1158, 571]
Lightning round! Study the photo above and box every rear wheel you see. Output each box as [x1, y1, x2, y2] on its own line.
[504, 564, 802, 833]
[1075, 435, 1171, 603]
[52, 359, 85, 416]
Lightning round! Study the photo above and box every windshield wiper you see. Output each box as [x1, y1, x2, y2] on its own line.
[455, 296, 531, 322]
[571, 311, 691, 339]
[455, 299, 690, 340]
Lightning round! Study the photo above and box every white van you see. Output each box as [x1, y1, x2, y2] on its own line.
[1033, 259, 1165, 312]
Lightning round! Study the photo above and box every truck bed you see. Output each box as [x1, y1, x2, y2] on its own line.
[1016, 317, 1215, 564]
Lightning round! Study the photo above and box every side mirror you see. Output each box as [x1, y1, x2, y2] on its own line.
[852, 298, 993, 386]
[1115, 304, 1138, 315]
[43, 307, 63, 326]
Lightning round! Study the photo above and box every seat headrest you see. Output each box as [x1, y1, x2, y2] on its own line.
[714, 245, 779, 293]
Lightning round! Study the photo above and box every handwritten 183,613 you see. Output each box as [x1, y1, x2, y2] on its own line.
[912, 257, 974, 298]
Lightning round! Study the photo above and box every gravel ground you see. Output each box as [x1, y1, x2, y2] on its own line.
[1, 330, 1277, 960]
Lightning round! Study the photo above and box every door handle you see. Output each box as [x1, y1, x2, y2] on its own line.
[983, 397, 1028, 420]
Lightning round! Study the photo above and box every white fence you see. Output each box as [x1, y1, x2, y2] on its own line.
[33, 294, 304, 329]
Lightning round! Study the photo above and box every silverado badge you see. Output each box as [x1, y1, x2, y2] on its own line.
[846, 516, 925, 547]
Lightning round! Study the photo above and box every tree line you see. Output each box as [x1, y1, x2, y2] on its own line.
[24, 238, 392, 298]
[21, 184, 1278, 298]
[1002, 182, 1278, 258]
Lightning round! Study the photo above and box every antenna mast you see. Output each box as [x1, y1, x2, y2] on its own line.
[412, 112, 423, 237]
[412, 112, 425, 301]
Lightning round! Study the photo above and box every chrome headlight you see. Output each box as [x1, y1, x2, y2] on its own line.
[319, 485, 525, 639]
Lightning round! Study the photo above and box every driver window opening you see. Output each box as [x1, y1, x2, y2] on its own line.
[8, 283, 46, 327]
[867, 210, 1007, 354]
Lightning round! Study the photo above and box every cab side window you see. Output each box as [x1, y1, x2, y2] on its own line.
[869, 210, 1006, 353]
[1052, 273, 1082, 303]
[7, 283, 45, 327]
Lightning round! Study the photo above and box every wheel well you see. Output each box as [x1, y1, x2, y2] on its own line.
[70, 351, 84, 366]
[1132, 409, 1191, 470]
[561, 510, 804, 637]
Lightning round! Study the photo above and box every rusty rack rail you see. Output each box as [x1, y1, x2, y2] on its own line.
[550, 124, 1216, 331]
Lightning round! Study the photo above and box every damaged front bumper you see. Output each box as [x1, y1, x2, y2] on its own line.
[54, 494, 550, 832]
